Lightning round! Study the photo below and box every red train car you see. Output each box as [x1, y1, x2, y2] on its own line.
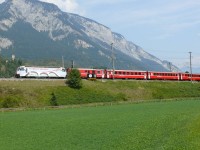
[71, 68, 105, 79]
[180, 73, 191, 81]
[178, 73, 200, 81]
[105, 69, 147, 80]
[148, 71, 179, 80]
[189, 73, 200, 81]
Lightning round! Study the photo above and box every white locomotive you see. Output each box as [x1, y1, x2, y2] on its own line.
[15, 66, 67, 78]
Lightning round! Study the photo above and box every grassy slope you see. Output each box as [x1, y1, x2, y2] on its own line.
[0, 79, 200, 108]
[0, 100, 200, 149]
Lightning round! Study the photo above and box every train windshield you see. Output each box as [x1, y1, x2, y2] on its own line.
[62, 68, 66, 72]
[18, 67, 25, 71]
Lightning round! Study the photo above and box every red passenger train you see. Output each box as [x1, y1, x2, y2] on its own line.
[68, 68, 200, 81]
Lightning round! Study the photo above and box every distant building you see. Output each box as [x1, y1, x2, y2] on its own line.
[12, 54, 15, 61]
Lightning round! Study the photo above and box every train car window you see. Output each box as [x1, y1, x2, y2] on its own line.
[127, 72, 130, 75]
[123, 72, 126, 75]
[97, 71, 100, 74]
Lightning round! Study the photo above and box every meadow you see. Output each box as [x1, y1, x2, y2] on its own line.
[0, 100, 200, 149]
[0, 79, 200, 108]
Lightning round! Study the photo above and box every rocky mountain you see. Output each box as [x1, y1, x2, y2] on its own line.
[0, 0, 179, 71]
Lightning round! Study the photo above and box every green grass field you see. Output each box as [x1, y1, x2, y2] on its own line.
[1, 100, 200, 150]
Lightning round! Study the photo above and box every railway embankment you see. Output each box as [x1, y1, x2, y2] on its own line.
[0, 79, 200, 109]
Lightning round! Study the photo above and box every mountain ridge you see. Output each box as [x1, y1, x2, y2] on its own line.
[0, 0, 180, 71]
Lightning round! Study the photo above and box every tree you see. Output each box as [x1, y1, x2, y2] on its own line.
[50, 92, 58, 106]
[67, 69, 82, 89]
[0, 56, 23, 78]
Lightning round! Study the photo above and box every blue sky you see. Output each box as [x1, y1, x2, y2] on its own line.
[1, 0, 200, 70]
[67, 0, 200, 70]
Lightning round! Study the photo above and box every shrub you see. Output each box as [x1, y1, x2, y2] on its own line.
[2, 96, 19, 108]
[67, 69, 82, 89]
[50, 92, 58, 106]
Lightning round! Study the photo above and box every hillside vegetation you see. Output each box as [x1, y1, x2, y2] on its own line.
[0, 79, 200, 108]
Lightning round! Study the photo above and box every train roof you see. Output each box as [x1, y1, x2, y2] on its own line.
[18, 66, 65, 68]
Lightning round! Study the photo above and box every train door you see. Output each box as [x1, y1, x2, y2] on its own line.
[178, 73, 182, 81]
[104, 70, 109, 79]
[147, 71, 151, 80]
[144, 71, 147, 80]
[102, 70, 105, 79]
[92, 70, 96, 78]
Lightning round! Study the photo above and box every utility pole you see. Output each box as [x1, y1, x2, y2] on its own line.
[62, 56, 64, 68]
[111, 43, 115, 80]
[168, 62, 172, 72]
[71, 60, 74, 68]
[189, 52, 192, 82]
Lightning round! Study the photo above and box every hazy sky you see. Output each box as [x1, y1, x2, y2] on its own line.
[1, 0, 200, 69]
